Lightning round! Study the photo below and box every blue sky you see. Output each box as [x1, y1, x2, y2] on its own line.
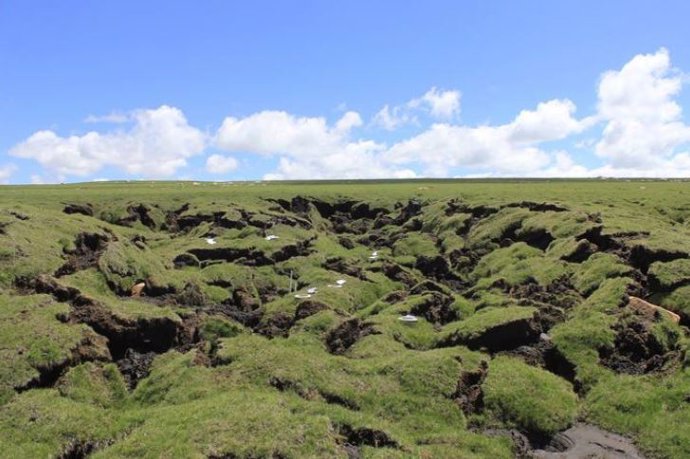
[2, 1, 690, 183]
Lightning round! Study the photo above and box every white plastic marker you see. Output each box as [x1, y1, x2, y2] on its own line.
[205, 238, 217, 245]
[372, 251, 378, 257]
[398, 314, 419, 324]
[265, 235, 279, 241]
[328, 279, 347, 288]
[307, 287, 317, 294]
[294, 293, 312, 299]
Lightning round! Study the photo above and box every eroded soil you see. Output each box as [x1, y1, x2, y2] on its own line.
[2, 187, 689, 458]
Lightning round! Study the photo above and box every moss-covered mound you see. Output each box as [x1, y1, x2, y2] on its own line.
[1, 180, 690, 458]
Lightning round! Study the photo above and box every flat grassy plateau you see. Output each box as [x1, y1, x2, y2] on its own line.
[1, 179, 690, 458]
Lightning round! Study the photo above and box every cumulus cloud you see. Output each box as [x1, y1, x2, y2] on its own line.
[214, 97, 589, 179]
[215, 110, 366, 161]
[372, 87, 461, 130]
[409, 87, 461, 119]
[371, 105, 416, 131]
[595, 48, 690, 170]
[11, 48, 690, 181]
[216, 110, 415, 180]
[0, 164, 16, 184]
[508, 100, 592, 143]
[10, 105, 206, 177]
[206, 154, 239, 174]
[334, 111, 363, 133]
[384, 98, 586, 176]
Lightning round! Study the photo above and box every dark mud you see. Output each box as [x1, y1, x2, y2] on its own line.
[256, 312, 294, 338]
[325, 319, 378, 354]
[214, 288, 263, 329]
[337, 236, 356, 249]
[173, 253, 200, 269]
[410, 279, 453, 296]
[58, 439, 107, 459]
[576, 227, 688, 276]
[270, 239, 314, 263]
[117, 348, 156, 389]
[409, 291, 458, 325]
[599, 313, 682, 375]
[118, 204, 157, 230]
[21, 275, 184, 360]
[55, 232, 109, 277]
[294, 300, 329, 321]
[451, 360, 488, 416]
[561, 239, 597, 263]
[173, 282, 206, 308]
[499, 277, 581, 313]
[441, 314, 542, 353]
[182, 212, 246, 232]
[505, 201, 568, 212]
[70, 302, 181, 360]
[187, 247, 272, 266]
[16, 334, 110, 393]
[577, 226, 624, 253]
[445, 199, 499, 219]
[414, 255, 461, 285]
[270, 196, 388, 223]
[503, 335, 580, 391]
[269, 376, 359, 410]
[379, 262, 417, 287]
[334, 423, 399, 455]
[63, 203, 94, 217]
[449, 247, 483, 274]
[323, 257, 367, 280]
[515, 227, 555, 251]
[9, 211, 29, 221]
[381, 290, 408, 304]
[629, 244, 688, 274]
[186, 240, 312, 267]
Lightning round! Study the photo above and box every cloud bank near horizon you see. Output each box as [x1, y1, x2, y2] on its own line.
[5, 48, 690, 183]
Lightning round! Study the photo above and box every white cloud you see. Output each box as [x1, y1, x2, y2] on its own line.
[11, 48, 690, 181]
[0, 164, 16, 184]
[409, 87, 461, 119]
[384, 98, 586, 176]
[595, 48, 690, 170]
[508, 99, 591, 143]
[371, 87, 460, 130]
[371, 105, 415, 131]
[206, 154, 239, 174]
[214, 97, 591, 179]
[334, 111, 363, 133]
[30, 174, 44, 184]
[10, 105, 206, 177]
[216, 110, 415, 179]
[216, 111, 341, 157]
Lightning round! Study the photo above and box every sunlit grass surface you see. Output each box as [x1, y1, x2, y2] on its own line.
[1, 179, 689, 457]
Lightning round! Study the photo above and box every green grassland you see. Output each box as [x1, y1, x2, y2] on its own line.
[0, 179, 690, 458]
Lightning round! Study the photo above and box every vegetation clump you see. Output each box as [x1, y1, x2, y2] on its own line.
[0, 180, 689, 458]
